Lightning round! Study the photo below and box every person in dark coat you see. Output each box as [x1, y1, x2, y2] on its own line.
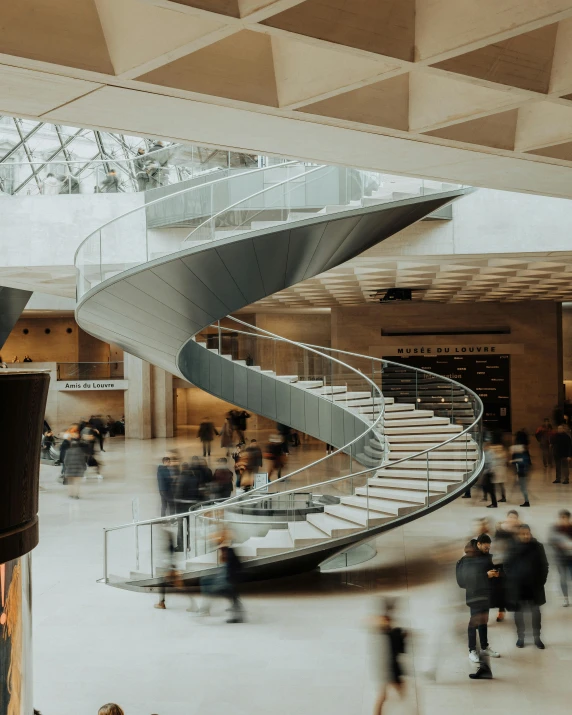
[173, 460, 200, 552]
[549, 509, 572, 606]
[156, 456, 173, 516]
[551, 424, 572, 484]
[213, 458, 234, 499]
[504, 524, 549, 649]
[63, 438, 87, 499]
[244, 439, 263, 471]
[456, 533, 500, 675]
[372, 599, 407, 715]
[197, 418, 218, 457]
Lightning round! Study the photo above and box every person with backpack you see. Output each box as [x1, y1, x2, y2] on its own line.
[456, 533, 500, 678]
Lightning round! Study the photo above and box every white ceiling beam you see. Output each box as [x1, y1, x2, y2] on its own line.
[549, 17, 572, 95]
[96, 0, 236, 78]
[239, 0, 307, 23]
[415, 0, 572, 64]
[408, 72, 524, 133]
[514, 101, 572, 151]
[271, 35, 403, 109]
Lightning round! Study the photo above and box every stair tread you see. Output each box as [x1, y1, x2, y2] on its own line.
[288, 521, 329, 542]
[366, 478, 452, 491]
[376, 468, 466, 480]
[307, 512, 363, 536]
[354, 486, 430, 503]
[341, 495, 418, 513]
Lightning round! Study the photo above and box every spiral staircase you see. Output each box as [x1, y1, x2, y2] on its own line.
[74, 163, 484, 589]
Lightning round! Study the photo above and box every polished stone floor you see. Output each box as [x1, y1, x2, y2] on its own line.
[34, 433, 572, 715]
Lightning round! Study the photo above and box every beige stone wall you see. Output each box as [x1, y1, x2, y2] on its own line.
[54, 391, 124, 431]
[332, 301, 562, 435]
[2, 316, 79, 363]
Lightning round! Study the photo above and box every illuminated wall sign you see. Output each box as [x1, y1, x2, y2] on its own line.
[371, 344, 524, 356]
[56, 380, 128, 391]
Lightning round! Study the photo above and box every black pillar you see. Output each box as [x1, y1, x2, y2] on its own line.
[1, 372, 49, 715]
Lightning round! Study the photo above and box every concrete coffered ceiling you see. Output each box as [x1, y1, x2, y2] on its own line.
[251, 252, 572, 309]
[6, 1, 572, 197]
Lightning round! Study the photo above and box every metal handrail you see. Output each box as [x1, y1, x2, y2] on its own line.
[74, 160, 299, 262]
[182, 164, 328, 243]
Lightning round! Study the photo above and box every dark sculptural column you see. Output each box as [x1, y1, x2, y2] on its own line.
[0, 372, 49, 715]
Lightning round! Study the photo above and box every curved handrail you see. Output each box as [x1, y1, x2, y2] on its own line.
[216, 317, 483, 472]
[188, 319, 385, 504]
[181, 164, 328, 243]
[74, 160, 299, 265]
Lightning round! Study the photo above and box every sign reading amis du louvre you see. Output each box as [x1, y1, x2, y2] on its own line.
[56, 379, 128, 391]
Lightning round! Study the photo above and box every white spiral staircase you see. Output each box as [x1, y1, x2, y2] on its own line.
[74, 162, 483, 588]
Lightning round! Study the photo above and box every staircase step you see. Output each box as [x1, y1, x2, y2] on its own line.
[331, 391, 372, 401]
[324, 504, 390, 527]
[276, 375, 298, 382]
[365, 444, 384, 458]
[375, 468, 466, 480]
[341, 493, 419, 515]
[307, 385, 348, 395]
[384, 417, 450, 427]
[247, 530, 293, 555]
[294, 380, 324, 388]
[355, 486, 430, 504]
[367, 477, 453, 492]
[388, 433, 470, 443]
[384, 403, 415, 413]
[307, 512, 363, 537]
[384, 424, 462, 435]
[384, 410, 434, 421]
[388, 450, 478, 461]
[388, 442, 476, 452]
[386, 459, 474, 470]
[288, 521, 330, 546]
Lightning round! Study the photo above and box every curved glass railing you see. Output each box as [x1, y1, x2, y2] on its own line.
[75, 160, 463, 299]
[99, 320, 483, 584]
[0, 146, 260, 196]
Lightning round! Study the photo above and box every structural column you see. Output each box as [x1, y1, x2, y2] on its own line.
[0, 372, 49, 715]
[151, 365, 174, 438]
[124, 353, 152, 439]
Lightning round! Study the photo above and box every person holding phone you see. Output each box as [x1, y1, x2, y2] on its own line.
[456, 533, 501, 678]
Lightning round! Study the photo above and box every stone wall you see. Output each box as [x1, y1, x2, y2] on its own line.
[331, 301, 562, 435]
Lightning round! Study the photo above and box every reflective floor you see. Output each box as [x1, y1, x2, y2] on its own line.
[34, 434, 572, 714]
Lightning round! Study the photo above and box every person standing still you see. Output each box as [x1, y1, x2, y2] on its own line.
[505, 524, 549, 649]
[198, 417, 218, 457]
[535, 418, 554, 473]
[551, 424, 572, 484]
[456, 534, 500, 679]
[157, 456, 173, 517]
[549, 509, 572, 607]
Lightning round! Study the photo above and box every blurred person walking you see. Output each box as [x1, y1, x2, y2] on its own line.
[157, 456, 173, 517]
[551, 424, 572, 484]
[99, 168, 120, 193]
[244, 438, 263, 472]
[266, 434, 287, 481]
[535, 418, 554, 473]
[371, 599, 407, 715]
[213, 457, 234, 499]
[154, 525, 178, 610]
[197, 542, 245, 623]
[456, 533, 500, 677]
[81, 421, 101, 478]
[63, 435, 87, 499]
[549, 509, 572, 607]
[173, 459, 200, 552]
[198, 417, 218, 457]
[509, 434, 532, 507]
[492, 510, 520, 622]
[220, 416, 234, 456]
[90, 414, 106, 452]
[505, 524, 549, 649]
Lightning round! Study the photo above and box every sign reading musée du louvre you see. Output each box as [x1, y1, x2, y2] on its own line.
[379, 344, 524, 356]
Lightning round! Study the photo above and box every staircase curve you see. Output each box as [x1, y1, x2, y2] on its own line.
[74, 162, 484, 589]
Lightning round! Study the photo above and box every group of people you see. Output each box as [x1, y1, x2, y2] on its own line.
[56, 416, 112, 497]
[157, 453, 234, 519]
[457, 508, 572, 679]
